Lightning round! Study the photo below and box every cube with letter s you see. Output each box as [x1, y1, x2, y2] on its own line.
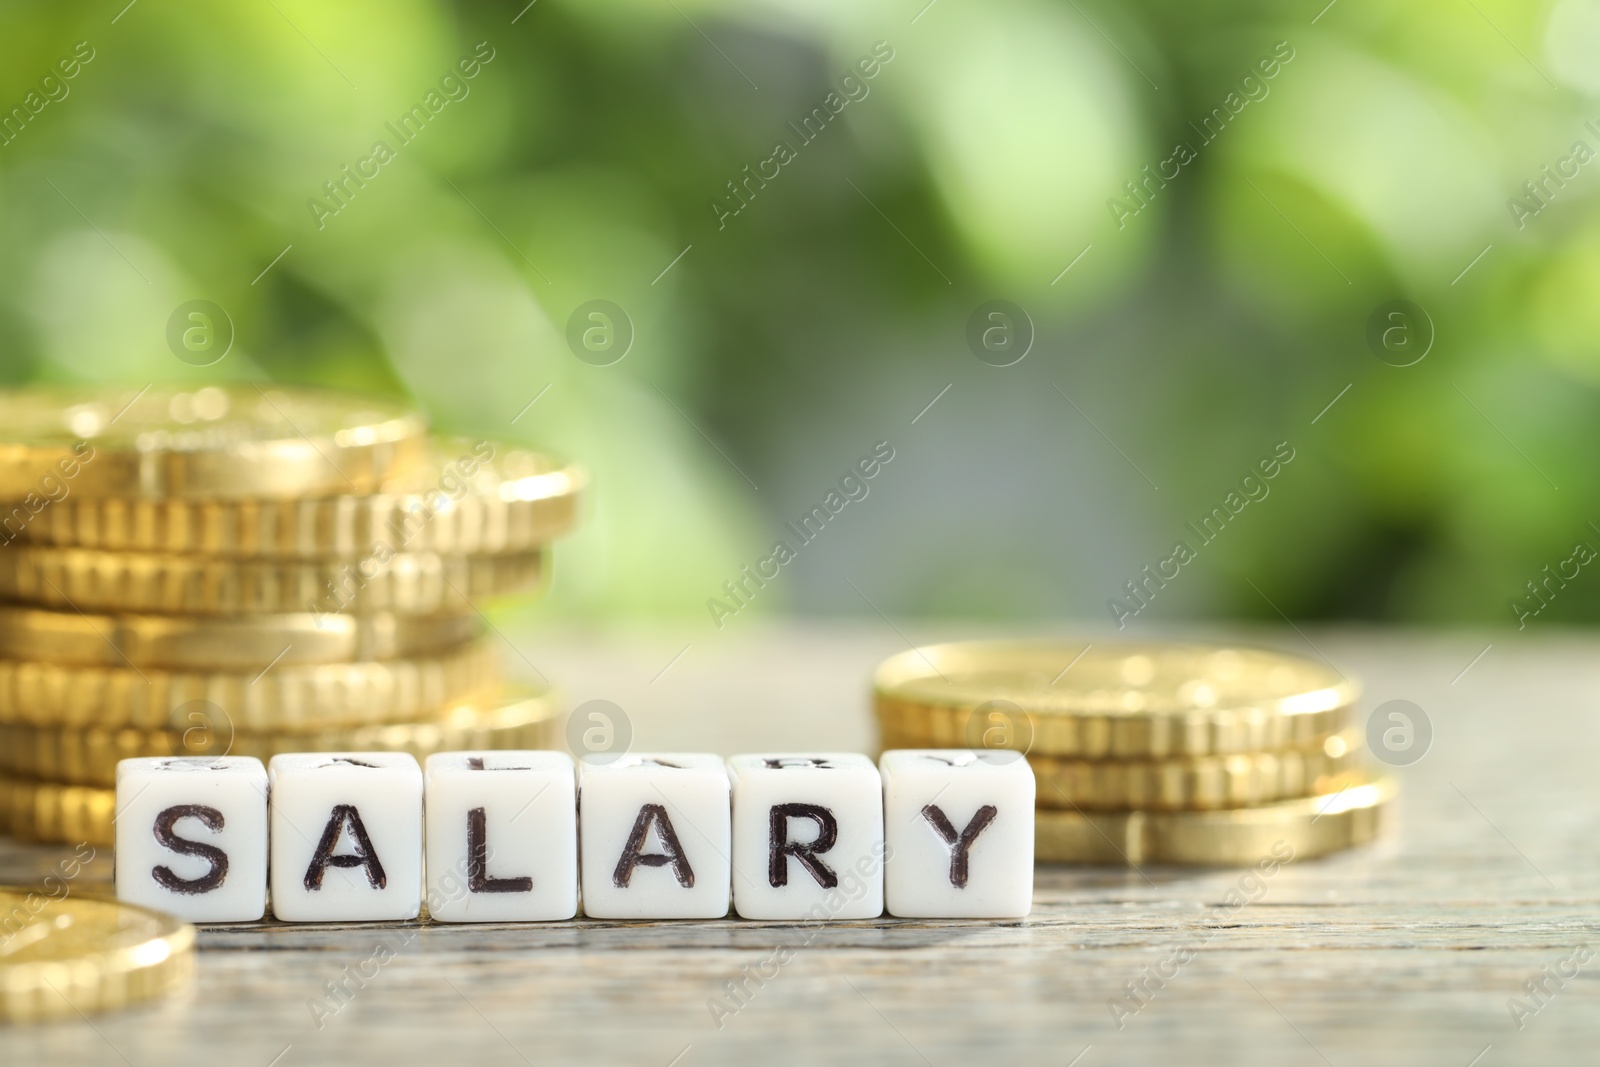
[115, 756, 269, 922]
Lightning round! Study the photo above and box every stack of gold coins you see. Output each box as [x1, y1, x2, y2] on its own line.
[0, 385, 582, 846]
[874, 640, 1395, 866]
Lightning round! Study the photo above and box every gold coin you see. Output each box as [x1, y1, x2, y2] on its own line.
[878, 727, 1361, 810]
[1034, 774, 1395, 865]
[0, 888, 195, 1023]
[0, 384, 426, 502]
[0, 637, 501, 731]
[0, 776, 116, 846]
[19, 438, 583, 557]
[0, 604, 480, 670]
[875, 640, 1356, 759]
[0, 545, 545, 615]
[0, 689, 563, 787]
[1025, 732, 1362, 811]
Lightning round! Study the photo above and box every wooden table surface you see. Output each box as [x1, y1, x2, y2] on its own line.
[3, 623, 1596, 1066]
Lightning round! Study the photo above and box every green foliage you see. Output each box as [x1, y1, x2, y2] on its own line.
[0, 0, 1594, 626]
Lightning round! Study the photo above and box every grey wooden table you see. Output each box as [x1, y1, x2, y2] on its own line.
[3, 623, 1595, 1066]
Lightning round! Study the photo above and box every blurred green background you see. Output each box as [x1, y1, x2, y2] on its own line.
[1, 0, 1595, 630]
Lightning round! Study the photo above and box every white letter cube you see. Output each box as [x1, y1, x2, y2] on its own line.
[115, 756, 268, 922]
[424, 751, 577, 922]
[268, 752, 423, 922]
[728, 753, 884, 920]
[578, 753, 730, 919]
[880, 750, 1034, 918]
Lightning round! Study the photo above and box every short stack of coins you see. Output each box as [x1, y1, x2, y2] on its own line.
[0, 385, 582, 845]
[874, 640, 1394, 865]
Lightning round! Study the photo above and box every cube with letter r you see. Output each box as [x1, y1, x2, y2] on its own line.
[880, 749, 1034, 918]
[268, 752, 423, 922]
[115, 756, 268, 922]
[728, 753, 884, 920]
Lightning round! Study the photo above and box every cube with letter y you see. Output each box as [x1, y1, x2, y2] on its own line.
[424, 750, 578, 922]
[578, 753, 731, 919]
[729, 753, 884, 920]
[880, 749, 1034, 918]
[268, 752, 423, 922]
[115, 756, 268, 922]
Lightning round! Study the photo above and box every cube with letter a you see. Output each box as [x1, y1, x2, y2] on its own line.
[424, 751, 577, 922]
[268, 752, 423, 922]
[879, 749, 1034, 918]
[728, 753, 884, 920]
[577, 753, 731, 919]
[115, 756, 268, 922]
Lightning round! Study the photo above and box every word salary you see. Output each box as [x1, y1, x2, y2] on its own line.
[114, 748, 1035, 925]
